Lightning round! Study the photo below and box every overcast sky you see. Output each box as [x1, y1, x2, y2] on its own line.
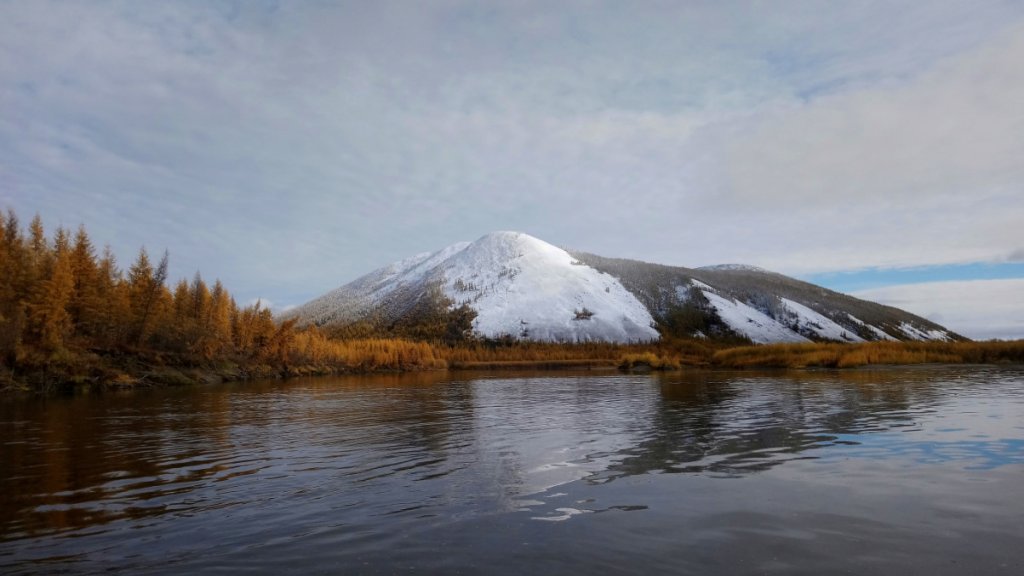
[2, 1, 1022, 339]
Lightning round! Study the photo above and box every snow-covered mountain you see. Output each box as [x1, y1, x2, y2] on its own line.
[286, 232, 658, 342]
[286, 232, 961, 344]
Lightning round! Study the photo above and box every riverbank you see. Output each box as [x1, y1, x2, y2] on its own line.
[709, 340, 1024, 369]
[4, 339, 1024, 394]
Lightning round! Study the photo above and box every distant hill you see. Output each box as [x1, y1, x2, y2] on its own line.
[285, 232, 961, 344]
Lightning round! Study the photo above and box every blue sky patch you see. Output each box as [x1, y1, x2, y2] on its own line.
[804, 262, 1024, 293]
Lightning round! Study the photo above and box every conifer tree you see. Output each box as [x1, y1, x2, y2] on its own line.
[149, 252, 171, 346]
[209, 280, 233, 357]
[188, 273, 213, 357]
[96, 246, 129, 346]
[0, 211, 26, 365]
[190, 273, 211, 328]
[28, 215, 46, 257]
[21, 215, 48, 305]
[27, 235, 74, 354]
[260, 318, 297, 366]
[53, 226, 70, 255]
[234, 300, 276, 358]
[170, 278, 193, 351]
[68, 225, 103, 339]
[126, 248, 169, 346]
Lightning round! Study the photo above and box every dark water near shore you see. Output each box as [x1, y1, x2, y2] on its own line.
[2, 367, 1024, 575]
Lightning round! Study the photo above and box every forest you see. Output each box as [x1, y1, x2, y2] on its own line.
[2, 209, 1022, 393]
[0, 210, 454, 391]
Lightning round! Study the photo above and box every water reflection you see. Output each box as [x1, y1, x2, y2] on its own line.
[601, 369, 953, 479]
[1, 367, 1023, 573]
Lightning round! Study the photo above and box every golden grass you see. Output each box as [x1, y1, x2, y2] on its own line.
[709, 340, 1024, 369]
[318, 338, 1024, 373]
[617, 351, 682, 371]
[11, 330, 1023, 391]
[286, 331, 447, 371]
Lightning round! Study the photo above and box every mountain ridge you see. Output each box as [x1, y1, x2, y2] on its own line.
[285, 232, 962, 344]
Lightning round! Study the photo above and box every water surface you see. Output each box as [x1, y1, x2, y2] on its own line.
[2, 367, 1023, 574]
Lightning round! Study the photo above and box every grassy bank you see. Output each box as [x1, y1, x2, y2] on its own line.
[6, 338, 1024, 391]
[4, 338, 1024, 393]
[708, 340, 1024, 369]
[441, 339, 1024, 371]
[0, 337, 449, 392]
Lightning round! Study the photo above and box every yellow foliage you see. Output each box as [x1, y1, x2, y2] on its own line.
[618, 352, 682, 370]
[710, 340, 1024, 369]
[285, 330, 446, 371]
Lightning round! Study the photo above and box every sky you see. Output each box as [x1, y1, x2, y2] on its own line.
[1, 1, 1022, 340]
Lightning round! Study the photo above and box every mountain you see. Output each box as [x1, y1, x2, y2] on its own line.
[569, 251, 959, 344]
[285, 231, 961, 344]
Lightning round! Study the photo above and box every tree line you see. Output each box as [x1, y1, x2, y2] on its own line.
[4, 209, 1020, 392]
[0, 210, 311, 388]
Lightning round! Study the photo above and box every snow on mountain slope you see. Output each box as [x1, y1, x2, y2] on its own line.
[438, 232, 658, 342]
[283, 241, 471, 328]
[287, 232, 658, 343]
[570, 250, 961, 344]
[846, 314, 898, 341]
[897, 322, 953, 342]
[781, 298, 864, 342]
[290, 231, 963, 345]
[684, 283, 809, 344]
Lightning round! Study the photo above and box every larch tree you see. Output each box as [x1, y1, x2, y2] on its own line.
[126, 248, 169, 346]
[69, 225, 103, 340]
[188, 273, 213, 358]
[170, 278, 193, 351]
[96, 246, 129, 347]
[20, 215, 48, 306]
[234, 300, 276, 358]
[27, 234, 74, 355]
[208, 280, 234, 357]
[0, 212, 26, 365]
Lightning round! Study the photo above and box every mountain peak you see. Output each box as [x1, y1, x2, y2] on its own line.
[475, 230, 531, 241]
[465, 231, 556, 256]
[437, 232, 659, 342]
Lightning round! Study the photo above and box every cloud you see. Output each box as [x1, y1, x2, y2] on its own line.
[699, 22, 1024, 273]
[854, 279, 1024, 340]
[2, 1, 1023, 309]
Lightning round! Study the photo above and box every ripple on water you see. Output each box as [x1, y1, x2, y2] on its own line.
[1, 368, 1023, 575]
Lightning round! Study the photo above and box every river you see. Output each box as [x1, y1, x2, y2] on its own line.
[2, 367, 1023, 574]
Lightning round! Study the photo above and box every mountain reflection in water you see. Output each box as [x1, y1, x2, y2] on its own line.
[2, 367, 1023, 575]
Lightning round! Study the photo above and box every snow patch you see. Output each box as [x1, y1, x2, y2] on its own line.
[781, 298, 864, 342]
[846, 314, 898, 341]
[687, 279, 715, 293]
[898, 322, 952, 342]
[698, 287, 809, 344]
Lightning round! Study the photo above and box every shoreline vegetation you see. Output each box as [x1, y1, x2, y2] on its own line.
[5, 338, 1024, 394]
[2, 209, 1023, 393]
